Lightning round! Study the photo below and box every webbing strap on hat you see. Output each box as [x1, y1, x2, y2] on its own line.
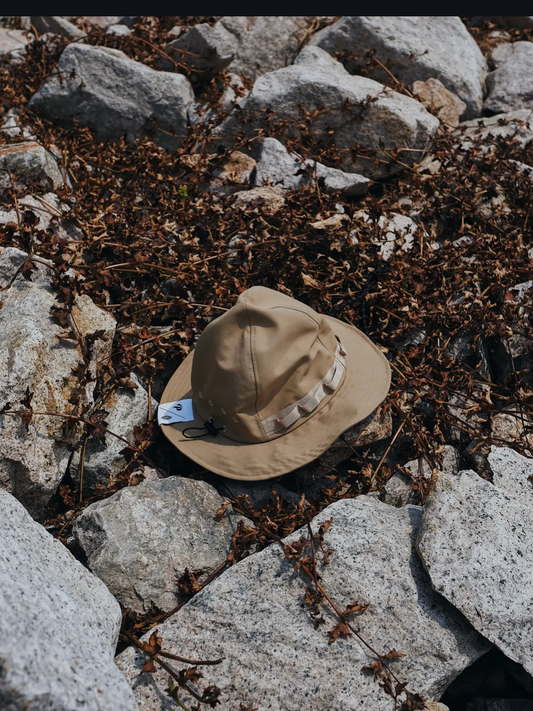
[261, 338, 347, 438]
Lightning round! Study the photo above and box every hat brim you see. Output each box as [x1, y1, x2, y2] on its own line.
[159, 316, 391, 481]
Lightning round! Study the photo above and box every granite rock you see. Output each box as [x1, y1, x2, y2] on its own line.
[0, 26, 30, 58]
[417, 455, 533, 676]
[161, 22, 237, 75]
[383, 446, 460, 508]
[215, 46, 439, 179]
[70, 372, 156, 494]
[253, 137, 369, 196]
[456, 110, 533, 151]
[29, 43, 195, 149]
[0, 248, 116, 518]
[0, 141, 66, 193]
[309, 16, 486, 118]
[73, 477, 249, 613]
[0, 487, 136, 711]
[117, 496, 488, 710]
[30, 16, 86, 39]
[485, 42, 533, 115]
[220, 16, 315, 79]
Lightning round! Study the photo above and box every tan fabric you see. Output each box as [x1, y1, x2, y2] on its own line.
[160, 285, 391, 481]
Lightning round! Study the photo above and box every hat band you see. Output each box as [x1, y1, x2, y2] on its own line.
[261, 338, 347, 438]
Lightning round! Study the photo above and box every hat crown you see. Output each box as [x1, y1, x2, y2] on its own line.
[191, 286, 341, 443]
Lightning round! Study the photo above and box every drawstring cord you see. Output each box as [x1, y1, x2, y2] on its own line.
[182, 418, 225, 439]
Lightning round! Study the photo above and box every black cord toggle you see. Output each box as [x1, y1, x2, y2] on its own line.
[182, 418, 225, 439]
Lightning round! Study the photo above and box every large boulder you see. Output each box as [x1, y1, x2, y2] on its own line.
[309, 16, 486, 118]
[29, 44, 195, 149]
[417, 449, 533, 676]
[484, 42, 533, 115]
[116, 496, 489, 710]
[0, 487, 136, 711]
[0, 247, 116, 519]
[215, 46, 439, 179]
[73, 477, 249, 613]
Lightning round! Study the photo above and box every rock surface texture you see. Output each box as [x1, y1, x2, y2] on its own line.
[162, 22, 237, 74]
[457, 110, 533, 150]
[485, 42, 533, 115]
[0, 487, 136, 711]
[215, 46, 440, 179]
[73, 477, 248, 613]
[412, 78, 467, 127]
[219, 16, 316, 78]
[70, 372, 156, 494]
[117, 497, 489, 710]
[417, 450, 533, 675]
[29, 43, 195, 148]
[0, 141, 66, 193]
[0, 247, 116, 518]
[309, 16, 486, 118]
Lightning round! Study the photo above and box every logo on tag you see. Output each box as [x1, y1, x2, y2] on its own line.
[158, 399, 194, 426]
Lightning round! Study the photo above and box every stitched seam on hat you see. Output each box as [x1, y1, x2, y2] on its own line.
[243, 298, 262, 433]
[268, 305, 333, 353]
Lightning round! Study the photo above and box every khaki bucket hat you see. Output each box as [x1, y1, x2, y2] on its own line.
[159, 286, 391, 481]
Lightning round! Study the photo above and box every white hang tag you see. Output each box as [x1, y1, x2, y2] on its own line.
[158, 399, 195, 426]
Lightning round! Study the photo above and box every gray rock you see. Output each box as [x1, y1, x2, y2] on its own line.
[215, 46, 439, 179]
[70, 372, 156, 494]
[1, 108, 35, 139]
[488, 445, 533, 499]
[0, 248, 116, 518]
[456, 110, 533, 150]
[253, 137, 369, 196]
[382, 473, 414, 508]
[116, 496, 488, 710]
[412, 77, 467, 127]
[0, 26, 30, 58]
[30, 16, 86, 40]
[0, 141, 66, 193]
[383, 445, 460, 507]
[484, 42, 533, 115]
[309, 16, 486, 118]
[77, 16, 136, 29]
[73, 477, 249, 613]
[220, 16, 314, 79]
[466, 700, 533, 710]
[0, 487, 136, 711]
[417, 457, 533, 676]
[29, 44, 195, 149]
[162, 22, 237, 74]
[106, 24, 131, 37]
